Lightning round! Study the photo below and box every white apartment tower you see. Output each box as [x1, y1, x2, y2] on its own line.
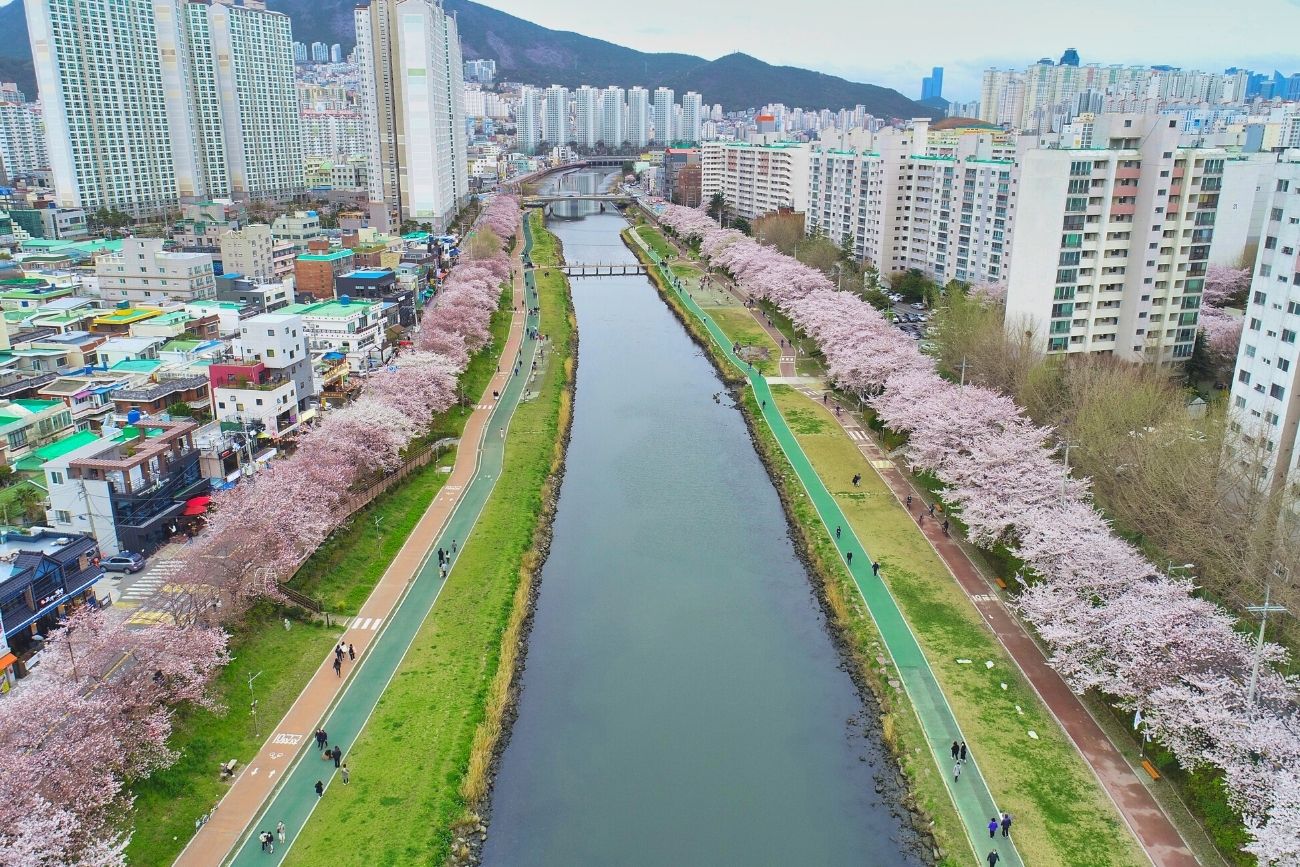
[574, 86, 601, 150]
[680, 91, 703, 144]
[1228, 156, 1300, 497]
[0, 96, 48, 179]
[600, 87, 625, 150]
[543, 85, 570, 147]
[354, 0, 468, 232]
[517, 86, 543, 154]
[628, 87, 651, 149]
[27, 0, 302, 217]
[653, 87, 674, 145]
[1006, 114, 1230, 362]
[700, 140, 811, 221]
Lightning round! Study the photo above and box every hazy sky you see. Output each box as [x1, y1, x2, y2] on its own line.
[477, 0, 1300, 101]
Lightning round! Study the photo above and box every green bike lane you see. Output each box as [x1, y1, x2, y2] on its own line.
[634, 233, 1023, 867]
[225, 249, 542, 866]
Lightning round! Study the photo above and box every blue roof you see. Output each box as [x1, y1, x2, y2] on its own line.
[350, 269, 391, 279]
[322, 351, 346, 361]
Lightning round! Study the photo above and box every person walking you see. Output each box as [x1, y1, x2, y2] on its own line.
[950, 741, 960, 761]
[835, 526, 841, 540]
[953, 761, 962, 782]
[333, 655, 342, 677]
[988, 817, 999, 839]
[452, 539, 457, 555]
[320, 729, 328, 750]
[348, 643, 355, 661]
[928, 503, 936, 517]
[959, 741, 968, 763]
[333, 746, 342, 768]
[846, 551, 853, 566]
[260, 831, 271, 852]
[314, 780, 324, 798]
[942, 519, 950, 536]
[987, 851, 1000, 867]
[872, 561, 880, 577]
[906, 495, 913, 512]
[341, 763, 350, 785]
[276, 821, 286, 845]
[315, 729, 325, 751]
[1000, 813, 1012, 838]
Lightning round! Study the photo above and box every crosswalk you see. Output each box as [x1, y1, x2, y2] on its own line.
[118, 559, 186, 604]
[845, 428, 868, 441]
[343, 616, 384, 632]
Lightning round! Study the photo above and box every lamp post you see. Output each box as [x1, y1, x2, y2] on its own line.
[247, 669, 263, 737]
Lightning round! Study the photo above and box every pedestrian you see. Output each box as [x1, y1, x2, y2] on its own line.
[951, 741, 960, 761]
[1001, 813, 1012, 837]
[314, 780, 324, 798]
[341, 763, 350, 785]
[906, 495, 913, 511]
[835, 526, 841, 540]
[988, 817, 999, 838]
[277, 821, 286, 844]
[822, 393, 827, 404]
[987, 851, 1000, 867]
[283, 617, 291, 631]
[321, 729, 328, 750]
[333, 655, 342, 677]
[315, 729, 325, 751]
[846, 551, 853, 566]
[348, 643, 355, 661]
[452, 539, 457, 554]
[928, 503, 936, 517]
[761, 400, 766, 410]
[438, 548, 445, 565]
[872, 561, 880, 577]
[953, 761, 962, 782]
[333, 746, 342, 768]
[960, 741, 968, 763]
[260, 830, 271, 852]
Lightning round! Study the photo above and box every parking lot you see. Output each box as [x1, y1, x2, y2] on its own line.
[885, 293, 931, 340]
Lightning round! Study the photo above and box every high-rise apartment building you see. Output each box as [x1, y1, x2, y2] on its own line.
[0, 88, 48, 179]
[311, 41, 328, 62]
[543, 85, 570, 147]
[354, 0, 468, 231]
[574, 86, 601, 149]
[601, 86, 625, 150]
[680, 91, 703, 144]
[628, 87, 651, 148]
[653, 87, 674, 145]
[293, 41, 307, 63]
[921, 67, 944, 101]
[220, 224, 276, 281]
[1229, 156, 1300, 497]
[329, 43, 343, 63]
[700, 140, 810, 221]
[28, 0, 302, 216]
[1005, 114, 1231, 362]
[517, 86, 543, 154]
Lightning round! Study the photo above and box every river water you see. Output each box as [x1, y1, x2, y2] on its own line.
[483, 171, 923, 866]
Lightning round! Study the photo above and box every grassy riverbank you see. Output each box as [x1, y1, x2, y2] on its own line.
[285, 216, 575, 866]
[123, 295, 515, 865]
[626, 220, 1146, 867]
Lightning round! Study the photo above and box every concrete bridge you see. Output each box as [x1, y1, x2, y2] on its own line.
[522, 192, 633, 206]
[548, 262, 648, 277]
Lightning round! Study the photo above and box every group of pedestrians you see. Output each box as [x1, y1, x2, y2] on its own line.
[950, 739, 969, 780]
[331, 640, 355, 678]
[257, 821, 286, 854]
[948, 739, 1015, 864]
[438, 542, 457, 579]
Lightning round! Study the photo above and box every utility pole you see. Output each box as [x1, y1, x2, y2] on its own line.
[1245, 583, 1289, 709]
[959, 356, 969, 388]
[65, 625, 78, 681]
[1060, 438, 1076, 503]
[248, 670, 263, 737]
[373, 514, 384, 542]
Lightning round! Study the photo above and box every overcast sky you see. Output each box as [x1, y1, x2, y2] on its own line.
[477, 0, 1300, 101]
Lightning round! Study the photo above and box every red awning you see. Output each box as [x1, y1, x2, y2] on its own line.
[182, 495, 212, 517]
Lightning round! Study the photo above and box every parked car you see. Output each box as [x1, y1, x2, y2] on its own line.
[911, 302, 926, 310]
[102, 552, 146, 574]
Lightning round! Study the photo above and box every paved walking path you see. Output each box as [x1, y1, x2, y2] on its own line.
[631, 229, 1022, 866]
[634, 222, 1198, 867]
[175, 226, 539, 867]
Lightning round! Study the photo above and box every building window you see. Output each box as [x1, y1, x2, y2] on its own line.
[1271, 383, 1286, 400]
[1284, 329, 1297, 344]
[55, 510, 72, 523]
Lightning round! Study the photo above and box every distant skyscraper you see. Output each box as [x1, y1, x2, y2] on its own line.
[0, 88, 48, 179]
[517, 86, 543, 154]
[463, 58, 496, 84]
[600, 86, 625, 149]
[543, 84, 570, 147]
[628, 87, 651, 148]
[574, 86, 600, 149]
[1059, 47, 1080, 66]
[921, 66, 944, 101]
[680, 91, 702, 143]
[330, 43, 343, 63]
[311, 41, 329, 62]
[653, 87, 674, 144]
[293, 41, 308, 63]
[27, 0, 302, 216]
[354, 0, 468, 231]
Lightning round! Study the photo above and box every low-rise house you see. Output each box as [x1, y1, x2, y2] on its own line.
[0, 529, 103, 660]
[90, 305, 164, 335]
[0, 398, 75, 462]
[209, 361, 303, 439]
[36, 375, 125, 431]
[44, 420, 205, 556]
[96, 336, 162, 368]
[97, 238, 216, 305]
[294, 249, 354, 300]
[272, 211, 323, 251]
[214, 275, 293, 314]
[183, 301, 247, 337]
[287, 297, 388, 371]
[113, 374, 211, 418]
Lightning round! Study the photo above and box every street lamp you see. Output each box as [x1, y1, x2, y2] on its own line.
[1167, 562, 1195, 575]
[247, 669, 263, 737]
[1245, 583, 1289, 710]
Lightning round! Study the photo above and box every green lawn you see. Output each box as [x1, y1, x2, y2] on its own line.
[768, 385, 1146, 867]
[125, 608, 338, 864]
[285, 223, 574, 866]
[125, 291, 515, 863]
[708, 306, 782, 374]
[636, 223, 675, 260]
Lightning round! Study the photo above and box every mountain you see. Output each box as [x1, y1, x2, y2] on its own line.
[0, 0, 932, 117]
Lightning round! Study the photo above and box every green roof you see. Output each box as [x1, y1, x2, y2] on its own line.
[297, 250, 354, 262]
[0, 414, 21, 427]
[113, 426, 166, 442]
[109, 359, 164, 373]
[284, 299, 376, 318]
[16, 430, 102, 470]
[13, 399, 61, 413]
[95, 307, 160, 324]
[187, 300, 245, 310]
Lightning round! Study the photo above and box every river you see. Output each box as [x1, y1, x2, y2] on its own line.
[482, 170, 924, 866]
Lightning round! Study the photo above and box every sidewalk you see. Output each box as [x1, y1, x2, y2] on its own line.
[174, 238, 533, 867]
